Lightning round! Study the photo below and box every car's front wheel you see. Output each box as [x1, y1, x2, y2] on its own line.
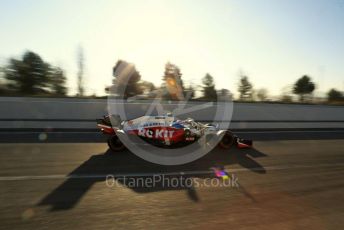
[218, 131, 235, 149]
[107, 135, 126, 152]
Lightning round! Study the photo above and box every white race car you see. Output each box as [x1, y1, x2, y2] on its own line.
[97, 114, 253, 152]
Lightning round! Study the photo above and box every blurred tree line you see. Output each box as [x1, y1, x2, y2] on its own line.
[108, 60, 232, 101]
[236, 73, 343, 104]
[0, 51, 67, 96]
[106, 59, 344, 104]
[0, 51, 343, 104]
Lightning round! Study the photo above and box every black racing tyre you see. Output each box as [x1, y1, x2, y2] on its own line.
[219, 131, 235, 149]
[107, 135, 126, 152]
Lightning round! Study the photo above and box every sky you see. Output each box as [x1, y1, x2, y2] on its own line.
[0, 0, 343, 97]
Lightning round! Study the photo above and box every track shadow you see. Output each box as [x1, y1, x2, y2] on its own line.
[38, 146, 267, 211]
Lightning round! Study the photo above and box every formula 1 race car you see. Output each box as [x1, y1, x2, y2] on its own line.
[96, 114, 253, 152]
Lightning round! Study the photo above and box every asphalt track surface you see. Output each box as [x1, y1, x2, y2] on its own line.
[0, 134, 344, 229]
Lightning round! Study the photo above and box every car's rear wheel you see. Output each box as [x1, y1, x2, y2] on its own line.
[219, 131, 235, 149]
[107, 135, 126, 152]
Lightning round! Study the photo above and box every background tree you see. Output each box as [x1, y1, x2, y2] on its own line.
[161, 62, 185, 100]
[238, 76, 253, 101]
[140, 80, 155, 93]
[77, 46, 85, 96]
[293, 75, 315, 102]
[139, 80, 156, 98]
[5, 51, 51, 95]
[0, 67, 4, 78]
[218, 88, 232, 101]
[110, 60, 143, 99]
[185, 85, 195, 99]
[202, 73, 217, 101]
[49, 67, 67, 96]
[256, 88, 268, 101]
[0, 67, 9, 95]
[327, 88, 343, 102]
[121, 73, 142, 99]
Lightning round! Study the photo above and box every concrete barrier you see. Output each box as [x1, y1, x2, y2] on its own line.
[0, 97, 343, 130]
